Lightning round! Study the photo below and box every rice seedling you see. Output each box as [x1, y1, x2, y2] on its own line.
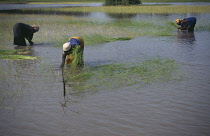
[0, 47, 39, 60]
[65, 56, 182, 94]
[0, 55, 38, 60]
[196, 23, 210, 31]
[71, 45, 84, 67]
[0, 55, 59, 106]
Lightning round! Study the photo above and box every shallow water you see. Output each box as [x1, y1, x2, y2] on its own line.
[0, 3, 103, 10]
[1, 3, 210, 136]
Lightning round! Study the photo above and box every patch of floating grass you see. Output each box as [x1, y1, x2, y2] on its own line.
[65, 56, 182, 93]
[0, 48, 39, 60]
[0, 50, 15, 55]
[196, 23, 210, 31]
[0, 55, 38, 60]
[114, 37, 132, 40]
[83, 33, 132, 45]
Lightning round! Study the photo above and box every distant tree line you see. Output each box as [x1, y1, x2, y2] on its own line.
[105, 0, 142, 6]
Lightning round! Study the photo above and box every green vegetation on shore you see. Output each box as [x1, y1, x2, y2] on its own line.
[0, 0, 103, 3]
[1, 0, 210, 4]
[33, 5, 210, 14]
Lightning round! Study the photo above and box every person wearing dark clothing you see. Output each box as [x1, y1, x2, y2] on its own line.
[176, 17, 197, 32]
[13, 23, 39, 46]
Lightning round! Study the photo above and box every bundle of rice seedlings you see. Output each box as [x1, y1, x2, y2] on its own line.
[71, 45, 84, 67]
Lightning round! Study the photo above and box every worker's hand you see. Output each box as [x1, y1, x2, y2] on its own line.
[29, 41, 34, 46]
[60, 63, 64, 68]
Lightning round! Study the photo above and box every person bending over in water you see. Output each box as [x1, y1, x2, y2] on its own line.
[60, 37, 84, 68]
[176, 17, 197, 32]
[13, 23, 39, 46]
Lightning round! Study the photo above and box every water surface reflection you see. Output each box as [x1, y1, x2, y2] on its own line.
[177, 31, 196, 46]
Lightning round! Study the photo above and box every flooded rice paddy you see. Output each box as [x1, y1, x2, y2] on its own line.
[0, 3, 210, 136]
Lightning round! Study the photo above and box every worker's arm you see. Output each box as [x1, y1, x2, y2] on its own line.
[177, 24, 187, 31]
[177, 19, 188, 31]
[26, 33, 34, 45]
[186, 24, 192, 31]
[60, 53, 67, 68]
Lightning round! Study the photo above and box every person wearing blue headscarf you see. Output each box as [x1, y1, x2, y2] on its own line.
[60, 37, 84, 68]
[176, 17, 197, 32]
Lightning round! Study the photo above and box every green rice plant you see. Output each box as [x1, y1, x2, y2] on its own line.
[0, 48, 39, 60]
[65, 56, 182, 93]
[71, 45, 84, 67]
[196, 23, 210, 31]
[82, 33, 132, 45]
[0, 55, 38, 60]
[0, 54, 59, 106]
[167, 21, 178, 28]
[0, 50, 15, 55]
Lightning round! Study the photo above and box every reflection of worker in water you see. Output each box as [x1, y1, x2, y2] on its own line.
[177, 31, 196, 45]
[176, 17, 197, 32]
[60, 37, 84, 68]
[13, 23, 39, 46]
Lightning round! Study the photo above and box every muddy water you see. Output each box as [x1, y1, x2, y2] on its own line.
[1, 3, 210, 136]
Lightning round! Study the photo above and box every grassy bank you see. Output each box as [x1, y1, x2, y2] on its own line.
[35, 5, 210, 14]
[1, 0, 210, 4]
[0, 0, 104, 3]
